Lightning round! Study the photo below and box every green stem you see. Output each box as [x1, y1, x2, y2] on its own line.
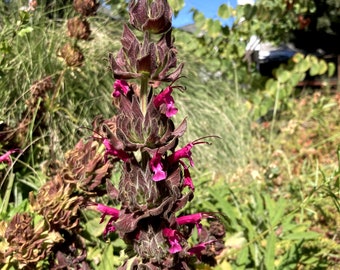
[0, 171, 14, 215]
[51, 69, 66, 109]
[268, 81, 280, 157]
[140, 73, 149, 116]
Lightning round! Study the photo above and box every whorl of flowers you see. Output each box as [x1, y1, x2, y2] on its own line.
[93, 0, 225, 269]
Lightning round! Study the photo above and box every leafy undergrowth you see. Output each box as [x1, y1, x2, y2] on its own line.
[189, 89, 340, 269]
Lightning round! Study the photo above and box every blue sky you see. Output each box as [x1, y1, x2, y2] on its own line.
[172, 0, 237, 28]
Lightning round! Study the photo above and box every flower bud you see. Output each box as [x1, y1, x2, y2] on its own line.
[73, 0, 99, 17]
[67, 17, 91, 40]
[129, 0, 172, 34]
[58, 43, 84, 67]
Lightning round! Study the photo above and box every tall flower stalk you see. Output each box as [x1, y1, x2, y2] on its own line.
[94, 0, 225, 269]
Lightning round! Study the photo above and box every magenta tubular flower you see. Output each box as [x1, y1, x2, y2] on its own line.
[112, 79, 130, 98]
[176, 213, 212, 235]
[103, 138, 130, 162]
[168, 139, 211, 167]
[97, 203, 120, 236]
[0, 149, 20, 164]
[162, 228, 183, 254]
[168, 142, 194, 167]
[182, 163, 194, 191]
[188, 240, 215, 260]
[149, 152, 167, 181]
[153, 86, 178, 117]
[176, 213, 203, 225]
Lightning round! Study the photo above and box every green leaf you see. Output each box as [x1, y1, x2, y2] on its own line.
[85, 212, 106, 237]
[207, 19, 222, 38]
[265, 78, 278, 95]
[283, 231, 320, 240]
[17, 26, 34, 37]
[270, 198, 286, 226]
[218, 4, 233, 19]
[308, 55, 320, 76]
[295, 58, 310, 73]
[97, 242, 115, 270]
[208, 186, 239, 229]
[276, 70, 291, 83]
[235, 245, 250, 269]
[243, 4, 257, 20]
[309, 64, 319, 77]
[318, 59, 328, 75]
[264, 232, 276, 270]
[289, 72, 303, 86]
[241, 215, 257, 260]
[328, 62, 336, 77]
[168, 0, 185, 16]
[291, 53, 304, 63]
[193, 10, 206, 29]
[225, 232, 247, 249]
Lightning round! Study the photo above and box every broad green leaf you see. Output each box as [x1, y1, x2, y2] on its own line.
[193, 10, 206, 29]
[295, 58, 310, 73]
[290, 72, 303, 86]
[218, 4, 233, 19]
[291, 53, 304, 63]
[97, 243, 115, 270]
[318, 59, 328, 75]
[85, 213, 106, 237]
[207, 19, 222, 38]
[309, 63, 320, 76]
[265, 78, 278, 95]
[276, 70, 291, 83]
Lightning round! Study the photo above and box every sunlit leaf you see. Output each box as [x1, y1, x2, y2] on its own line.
[264, 232, 276, 270]
[291, 53, 304, 63]
[168, 0, 185, 16]
[218, 4, 233, 19]
[328, 62, 336, 77]
[97, 243, 115, 270]
[207, 19, 222, 38]
[193, 10, 206, 29]
[290, 72, 303, 85]
[318, 59, 328, 75]
[236, 245, 250, 269]
[17, 26, 33, 37]
[309, 63, 320, 76]
[225, 232, 247, 249]
[276, 70, 291, 83]
[283, 231, 320, 240]
[295, 58, 310, 73]
[265, 78, 278, 94]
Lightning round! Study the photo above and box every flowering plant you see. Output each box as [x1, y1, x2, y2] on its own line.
[0, 1, 225, 269]
[92, 0, 225, 268]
